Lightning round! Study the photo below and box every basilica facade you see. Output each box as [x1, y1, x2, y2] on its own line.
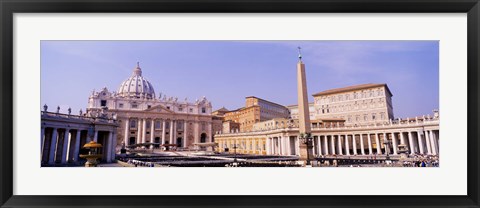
[86, 63, 213, 151]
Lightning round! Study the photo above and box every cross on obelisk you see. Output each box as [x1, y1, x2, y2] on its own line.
[296, 47, 313, 165]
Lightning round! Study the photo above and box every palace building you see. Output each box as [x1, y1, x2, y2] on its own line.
[214, 58, 439, 158]
[86, 63, 214, 150]
[222, 96, 290, 132]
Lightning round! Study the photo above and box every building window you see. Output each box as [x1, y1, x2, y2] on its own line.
[146, 120, 151, 128]
[147, 105, 151, 109]
[155, 120, 161, 129]
[167, 106, 170, 110]
[372, 113, 376, 120]
[131, 104, 138, 109]
[190, 108, 193, 113]
[101, 100, 107, 107]
[119, 103, 124, 108]
[130, 120, 136, 128]
[202, 107, 206, 113]
[178, 107, 183, 111]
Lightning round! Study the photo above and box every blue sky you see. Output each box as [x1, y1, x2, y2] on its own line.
[41, 40, 439, 118]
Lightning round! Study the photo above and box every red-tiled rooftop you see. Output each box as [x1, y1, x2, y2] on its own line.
[312, 83, 392, 97]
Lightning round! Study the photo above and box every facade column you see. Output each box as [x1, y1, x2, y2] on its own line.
[417, 131, 425, 154]
[61, 129, 70, 164]
[150, 119, 154, 144]
[161, 120, 166, 144]
[48, 128, 58, 164]
[142, 119, 147, 144]
[337, 135, 343, 155]
[207, 122, 212, 143]
[375, 133, 382, 154]
[137, 119, 142, 144]
[194, 122, 200, 144]
[323, 136, 329, 155]
[352, 134, 357, 155]
[429, 130, 438, 155]
[124, 118, 129, 146]
[345, 134, 350, 155]
[330, 135, 335, 155]
[360, 134, 365, 155]
[367, 133, 373, 155]
[408, 131, 415, 155]
[73, 130, 81, 163]
[183, 120, 188, 148]
[425, 130, 432, 154]
[169, 120, 174, 144]
[392, 132, 398, 155]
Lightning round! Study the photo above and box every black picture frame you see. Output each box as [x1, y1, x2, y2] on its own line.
[1, 0, 479, 207]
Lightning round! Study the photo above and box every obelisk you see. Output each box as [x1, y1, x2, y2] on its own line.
[296, 47, 312, 164]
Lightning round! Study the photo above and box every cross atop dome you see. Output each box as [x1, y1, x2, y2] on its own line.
[133, 61, 142, 76]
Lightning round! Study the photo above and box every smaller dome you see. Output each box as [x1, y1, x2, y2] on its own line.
[117, 62, 156, 99]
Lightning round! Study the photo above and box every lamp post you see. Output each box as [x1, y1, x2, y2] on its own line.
[232, 143, 238, 163]
[299, 133, 313, 166]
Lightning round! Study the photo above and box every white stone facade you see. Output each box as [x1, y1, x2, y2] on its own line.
[312, 83, 394, 126]
[87, 63, 213, 149]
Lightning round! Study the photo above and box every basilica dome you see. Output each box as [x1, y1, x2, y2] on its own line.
[117, 62, 155, 99]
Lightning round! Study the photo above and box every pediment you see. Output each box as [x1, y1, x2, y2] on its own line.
[144, 104, 175, 113]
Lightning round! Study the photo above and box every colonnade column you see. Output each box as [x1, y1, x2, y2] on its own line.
[367, 134, 372, 155]
[48, 128, 58, 164]
[408, 131, 414, 155]
[161, 120, 166, 144]
[323, 136, 329, 155]
[417, 131, 425, 154]
[344, 134, 350, 155]
[61, 129, 70, 164]
[286, 136, 291, 155]
[352, 134, 357, 155]
[106, 131, 113, 162]
[183, 120, 188, 148]
[295, 137, 300, 156]
[73, 130, 81, 162]
[400, 132, 406, 145]
[383, 132, 388, 155]
[392, 132, 398, 155]
[330, 135, 335, 155]
[375, 133, 382, 154]
[337, 135, 343, 155]
[360, 134, 365, 155]
[429, 130, 438, 155]
[425, 130, 432, 154]
[93, 130, 98, 143]
[41, 127, 45, 156]
[316, 136, 322, 155]
[266, 138, 271, 155]
[124, 118, 129, 146]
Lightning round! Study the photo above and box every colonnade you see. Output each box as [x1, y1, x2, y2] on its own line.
[310, 129, 439, 156]
[41, 127, 116, 165]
